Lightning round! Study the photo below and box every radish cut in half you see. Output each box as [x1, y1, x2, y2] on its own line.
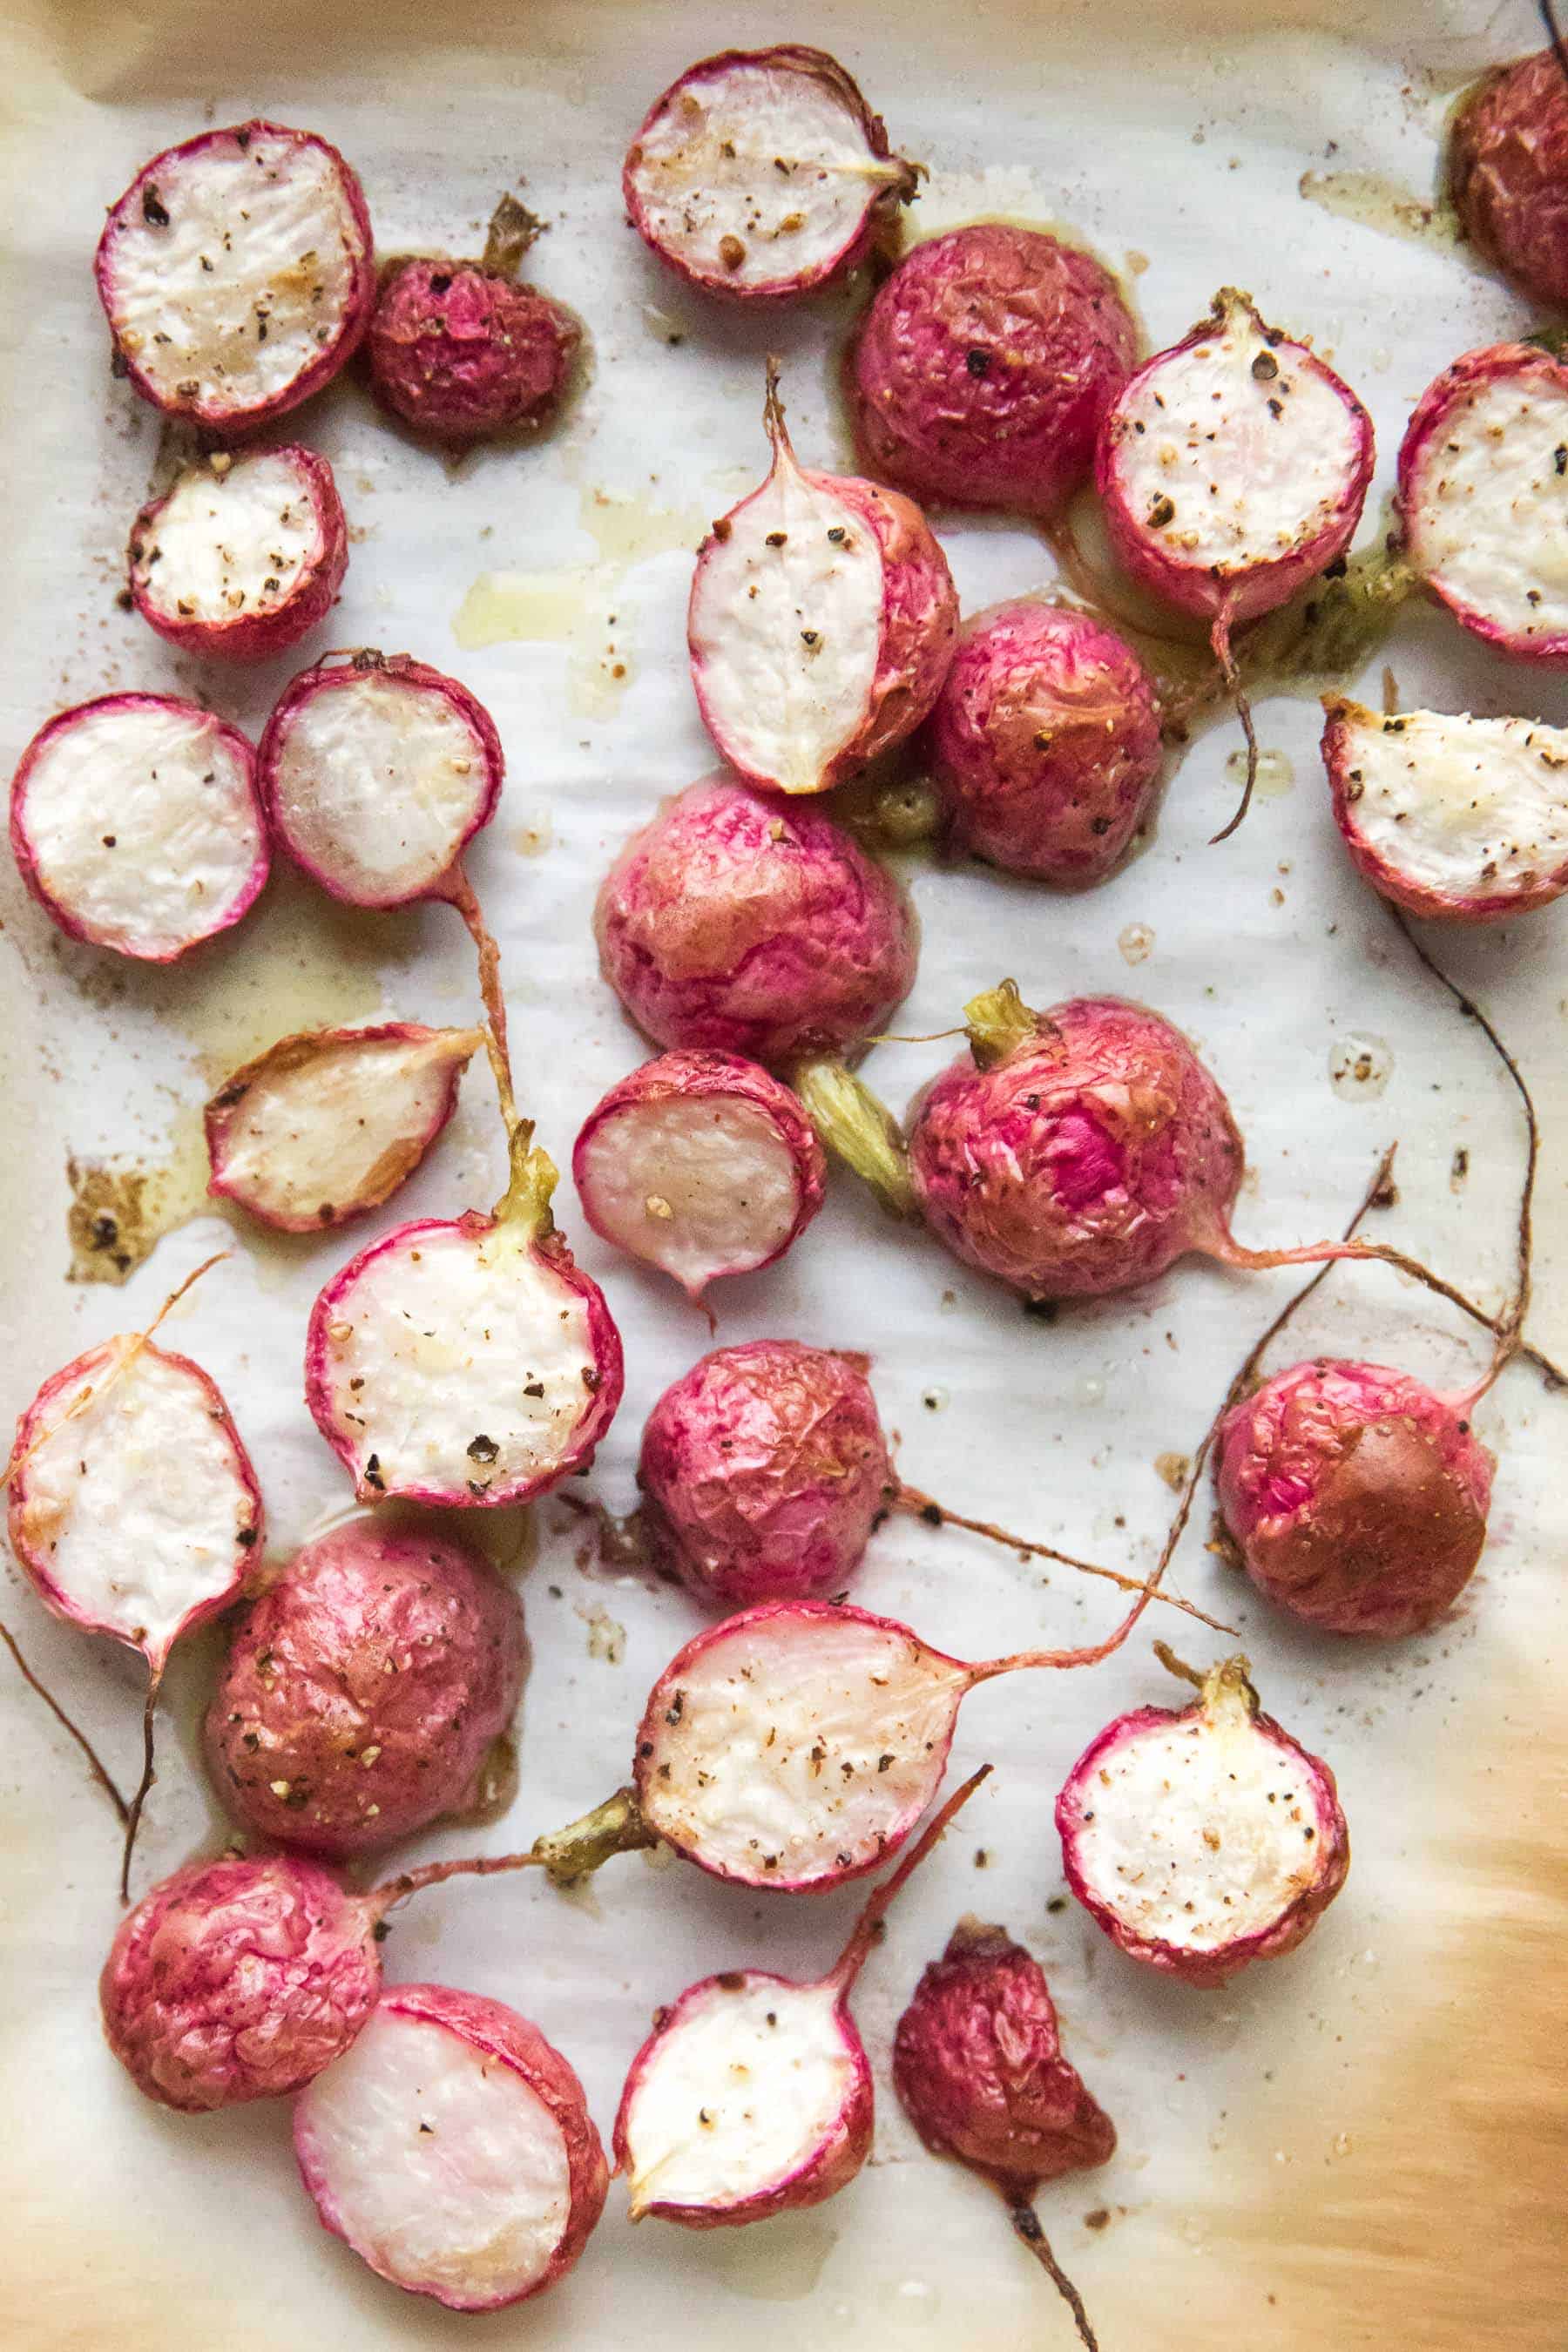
[129, 444, 348, 664]
[688, 367, 956, 795]
[623, 46, 917, 302]
[1056, 1652, 1349, 1986]
[294, 1983, 608, 2309]
[1322, 697, 1568, 923]
[613, 1768, 986, 2227]
[205, 1022, 484, 1232]
[10, 694, 267, 962]
[573, 1049, 826, 1298]
[95, 119, 374, 434]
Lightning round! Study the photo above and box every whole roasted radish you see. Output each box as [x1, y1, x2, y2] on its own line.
[127, 445, 348, 663]
[1450, 48, 1568, 308]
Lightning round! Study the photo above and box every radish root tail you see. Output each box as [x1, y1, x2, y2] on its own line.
[1003, 2195, 1100, 2352]
[1208, 598, 1259, 843]
[119, 1668, 161, 1903]
[0, 1619, 130, 1824]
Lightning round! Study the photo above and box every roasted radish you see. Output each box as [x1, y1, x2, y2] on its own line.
[127, 444, 348, 663]
[10, 693, 267, 962]
[1450, 48, 1568, 308]
[572, 1051, 826, 1300]
[1056, 1651, 1349, 1985]
[623, 45, 917, 301]
[95, 120, 374, 433]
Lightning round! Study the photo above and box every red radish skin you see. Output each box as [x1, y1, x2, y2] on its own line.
[205, 1521, 527, 1855]
[10, 694, 267, 963]
[1450, 50, 1568, 308]
[849, 225, 1138, 519]
[595, 774, 917, 1066]
[95, 120, 374, 434]
[1056, 1654, 1349, 1987]
[688, 368, 956, 795]
[1396, 342, 1568, 665]
[1214, 1358, 1495, 1639]
[928, 600, 1164, 885]
[623, 46, 917, 302]
[1322, 696, 1568, 923]
[573, 1051, 827, 1300]
[205, 1022, 483, 1233]
[128, 445, 348, 663]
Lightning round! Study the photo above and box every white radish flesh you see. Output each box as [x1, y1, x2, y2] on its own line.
[129, 445, 347, 661]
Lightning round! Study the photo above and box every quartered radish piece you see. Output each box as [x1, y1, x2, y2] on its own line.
[1450, 50, 1568, 310]
[295, 1983, 607, 2309]
[623, 45, 917, 301]
[1056, 1652, 1349, 1986]
[10, 694, 267, 962]
[205, 1021, 483, 1232]
[572, 1050, 826, 1300]
[1322, 697, 1568, 923]
[95, 119, 375, 433]
[688, 367, 956, 795]
[128, 444, 348, 663]
[1396, 342, 1568, 665]
[613, 1768, 987, 2227]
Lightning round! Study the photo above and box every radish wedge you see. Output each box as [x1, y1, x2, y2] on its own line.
[128, 444, 348, 664]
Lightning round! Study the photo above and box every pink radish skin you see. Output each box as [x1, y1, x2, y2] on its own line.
[95, 120, 374, 435]
[1322, 696, 1568, 923]
[368, 203, 581, 442]
[1396, 343, 1568, 665]
[573, 1051, 827, 1300]
[1214, 1358, 1495, 1639]
[205, 1521, 528, 1855]
[928, 600, 1164, 885]
[295, 1982, 607, 2308]
[10, 694, 267, 963]
[205, 1022, 483, 1233]
[1056, 1655, 1349, 1987]
[1450, 51, 1568, 309]
[623, 45, 917, 302]
[849, 224, 1138, 519]
[688, 369, 956, 796]
[128, 445, 348, 664]
[595, 774, 916, 1066]
[612, 1768, 986, 2227]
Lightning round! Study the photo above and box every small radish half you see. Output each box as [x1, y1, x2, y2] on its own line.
[128, 444, 348, 663]
[1322, 696, 1568, 923]
[10, 694, 267, 962]
[688, 367, 956, 795]
[623, 45, 917, 301]
[205, 1022, 483, 1233]
[95, 119, 374, 433]
[572, 1050, 826, 1300]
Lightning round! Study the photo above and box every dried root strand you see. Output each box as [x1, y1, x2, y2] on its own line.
[1208, 598, 1259, 843]
[0, 1619, 130, 1824]
[120, 1668, 162, 1903]
[1004, 2195, 1100, 2352]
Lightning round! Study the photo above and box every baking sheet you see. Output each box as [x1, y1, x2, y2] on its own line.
[2, 2, 1565, 2345]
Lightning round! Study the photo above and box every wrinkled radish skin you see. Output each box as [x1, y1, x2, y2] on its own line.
[128, 445, 348, 663]
[10, 694, 267, 962]
[95, 120, 374, 433]
[1322, 697, 1568, 922]
[1450, 51, 1568, 308]
[370, 258, 580, 442]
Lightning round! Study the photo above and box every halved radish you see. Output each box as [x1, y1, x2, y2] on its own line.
[572, 1050, 826, 1300]
[1396, 342, 1568, 665]
[1056, 1652, 1349, 1986]
[95, 119, 374, 434]
[687, 367, 956, 795]
[128, 444, 348, 663]
[10, 693, 267, 962]
[205, 1022, 483, 1232]
[623, 45, 917, 301]
[1322, 696, 1568, 923]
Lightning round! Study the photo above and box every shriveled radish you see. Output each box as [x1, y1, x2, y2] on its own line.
[1450, 49, 1568, 308]
[205, 1022, 483, 1232]
[688, 366, 956, 795]
[295, 1982, 606, 2308]
[10, 693, 267, 962]
[1396, 342, 1568, 665]
[848, 224, 1137, 518]
[205, 1520, 527, 1855]
[1056, 1652, 1349, 1985]
[1322, 697, 1568, 923]
[128, 444, 348, 663]
[95, 120, 374, 433]
[894, 1920, 1114, 2350]
[928, 600, 1163, 885]
[572, 1051, 826, 1299]
[623, 45, 916, 301]
[613, 1768, 987, 2227]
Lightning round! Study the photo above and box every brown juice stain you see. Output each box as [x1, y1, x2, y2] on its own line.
[1299, 169, 1463, 253]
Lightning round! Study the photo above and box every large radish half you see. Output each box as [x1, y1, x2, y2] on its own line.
[128, 444, 348, 664]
